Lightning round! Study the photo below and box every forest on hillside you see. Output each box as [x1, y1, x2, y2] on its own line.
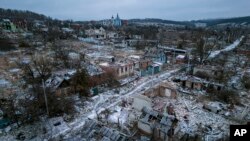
[0, 8, 51, 21]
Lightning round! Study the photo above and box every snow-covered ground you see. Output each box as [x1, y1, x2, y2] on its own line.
[52, 67, 183, 139]
[0, 66, 184, 140]
[209, 36, 245, 59]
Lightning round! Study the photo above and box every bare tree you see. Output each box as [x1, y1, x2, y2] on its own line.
[32, 55, 53, 80]
[16, 55, 53, 97]
[15, 54, 76, 121]
[192, 29, 217, 64]
[52, 43, 70, 68]
[178, 32, 188, 48]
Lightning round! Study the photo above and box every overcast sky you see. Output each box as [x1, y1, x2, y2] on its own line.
[0, 0, 249, 21]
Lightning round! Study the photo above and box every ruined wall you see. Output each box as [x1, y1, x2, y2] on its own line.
[138, 121, 152, 135]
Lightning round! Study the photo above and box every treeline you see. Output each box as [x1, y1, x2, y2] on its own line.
[194, 16, 250, 26]
[129, 18, 192, 26]
[123, 25, 159, 40]
[0, 8, 51, 21]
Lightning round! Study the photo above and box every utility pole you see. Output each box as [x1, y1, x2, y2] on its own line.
[173, 49, 176, 70]
[187, 49, 191, 74]
[42, 79, 49, 117]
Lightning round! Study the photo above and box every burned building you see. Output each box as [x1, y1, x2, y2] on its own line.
[138, 107, 178, 141]
[173, 75, 224, 92]
[80, 119, 127, 141]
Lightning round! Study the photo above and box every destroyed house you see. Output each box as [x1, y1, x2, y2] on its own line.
[107, 31, 119, 39]
[139, 59, 163, 76]
[116, 62, 134, 78]
[139, 59, 152, 70]
[193, 65, 223, 79]
[144, 48, 167, 64]
[158, 46, 187, 56]
[142, 82, 177, 99]
[82, 119, 127, 141]
[138, 107, 177, 141]
[175, 54, 187, 64]
[100, 127, 126, 141]
[85, 27, 106, 39]
[85, 63, 113, 88]
[174, 76, 224, 92]
[85, 62, 104, 77]
[46, 63, 107, 96]
[159, 82, 177, 99]
[114, 39, 128, 48]
[137, 48, 167, 76]
[45, 70, 76, 96]
[100, 60, 134, 79]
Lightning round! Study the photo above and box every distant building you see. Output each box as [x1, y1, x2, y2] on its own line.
[102, 13, 123, 27]
[85, 27, 106, 39]
[144, 48, 167, 64]
[0, 19, 17, 32]
[112, 14, 122, 27]
[194, 22, 207, 28]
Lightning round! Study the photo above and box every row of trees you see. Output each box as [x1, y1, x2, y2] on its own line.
[123, 25, 159, 40]
[0, 8, 49, 21]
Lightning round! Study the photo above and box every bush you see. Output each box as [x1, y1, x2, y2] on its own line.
[70, 69, 90, 97]
[241, 74, 250, 90]
[0, 38, 16, 51]
[19, 41, 30, 48]
[47, 95, 76, 117]
[17, 88, 76, 123]
[216, 90, 240, 105]
[194, 71, 210, 80]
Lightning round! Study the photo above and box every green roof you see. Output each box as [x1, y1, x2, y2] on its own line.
[0, 118, 11, 129]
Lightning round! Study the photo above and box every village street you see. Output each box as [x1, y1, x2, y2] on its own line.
[54, 66, 184, 139]
[51, 36, 245, 139]
[41, 36, 245, 139]
[0, 33, 243, 139]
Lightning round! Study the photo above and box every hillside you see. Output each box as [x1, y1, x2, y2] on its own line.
[128, 16, 250, 27]
[0, 8, 249, 27]
[128, 18, 191, 26]
[193, 16, 250, 26]
[0, 8, 51, 21]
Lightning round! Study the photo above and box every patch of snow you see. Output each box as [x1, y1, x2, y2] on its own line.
[0, 79, 10, 87]
[108, 107, 128, 125]
[128, 55, 140, 59]
[9, 68, 21, 73]
[99, 62, 109, 67]
[176, 55, 185, 59]
[45, 117, 70, 139]
[209, 36, 244, 59]
[68, 52, 80, 60]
